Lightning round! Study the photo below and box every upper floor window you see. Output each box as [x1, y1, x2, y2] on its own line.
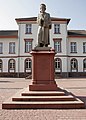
[0, 43, 3, 54]
[25, 39, 32, 53]
[0, 59, 2, 72]
[25, 24, 32, 34]
[54, 24, 60, 34]
[70, 42, 77, 53]
[83, 42, 86, 53]
[54, 39, 61, 52]
[9, 42, 15, 54]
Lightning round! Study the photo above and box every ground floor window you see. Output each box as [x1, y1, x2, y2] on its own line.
[0, 59, 2, 72]
[8, 59, 15, 72]
[25, 58, 32, 73]
[55, 58, 62, 72]
[83, 59, 86, 72]
[71, 58, 78, 72]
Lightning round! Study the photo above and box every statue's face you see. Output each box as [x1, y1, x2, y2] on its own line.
[40, 5, 46, 13]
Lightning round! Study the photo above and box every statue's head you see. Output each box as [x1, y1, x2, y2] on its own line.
[40, 3, 46, 13]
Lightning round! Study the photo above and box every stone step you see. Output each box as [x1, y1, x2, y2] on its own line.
[2, 87, 85, 109]
[12, 95, 76, 102]
[21, 91, 65, 96]
[2, 99, 84, 109]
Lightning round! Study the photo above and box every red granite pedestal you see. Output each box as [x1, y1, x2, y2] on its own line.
[29, 49, 58, 91]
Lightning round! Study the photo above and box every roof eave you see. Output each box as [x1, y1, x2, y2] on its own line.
[68, 35, 86, 38]
[15, 17, 71, 25]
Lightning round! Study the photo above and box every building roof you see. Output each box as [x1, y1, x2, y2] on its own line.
[15, 17, 70, 24]
[0, 30, 18, 38]
[68, 30, 86, 37]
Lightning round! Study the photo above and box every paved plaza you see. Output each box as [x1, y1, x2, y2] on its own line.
[0, 77, 86, 120]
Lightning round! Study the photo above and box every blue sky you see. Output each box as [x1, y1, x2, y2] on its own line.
[0, 0, 86, 30]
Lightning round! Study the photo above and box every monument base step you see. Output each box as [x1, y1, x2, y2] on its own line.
[21, 91, 65, 96]
[12, 95, 76, 102]
[2, 100, 84, 109]
[2, 87, 85, 109]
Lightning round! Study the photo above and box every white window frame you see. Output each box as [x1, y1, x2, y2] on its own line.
[70, 42, 77, 53]
[9, 59, 15, 69]
[9, 42, 15, 54]
[83, 42, 86, 53]
[55, 59, 61, 69]
[25, 24, 32, 34]
[8, 59, 15, 73]
[26, 59, 32, 69]
[0, 59, 2, 72]
[54, 24, 60, 34]
[0, 43, 3, 54]
[54, 41, 61, 52]
[25, 40, 32, 53]
[71, 59, 78, 72]
[83, 59, 86, 71]
[25, 58, 32, 73]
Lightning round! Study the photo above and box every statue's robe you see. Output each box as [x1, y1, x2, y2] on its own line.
[37, 12, 51, 46]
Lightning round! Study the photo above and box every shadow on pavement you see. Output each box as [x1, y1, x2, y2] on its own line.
[77, 96, 86, 108]
[0, 81, 13, 83]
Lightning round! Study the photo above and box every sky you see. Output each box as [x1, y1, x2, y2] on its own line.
[0, 0, 86, 30]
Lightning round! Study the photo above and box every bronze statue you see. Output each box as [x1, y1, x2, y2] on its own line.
[37, 4, 52, 47]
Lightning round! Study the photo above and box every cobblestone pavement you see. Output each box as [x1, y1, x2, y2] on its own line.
[0, 78, 86, 120]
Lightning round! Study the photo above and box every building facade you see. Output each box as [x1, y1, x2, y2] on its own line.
[0, 17, 86, 78]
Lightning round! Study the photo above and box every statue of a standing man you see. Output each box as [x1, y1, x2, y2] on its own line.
[37, 4, 52, 47]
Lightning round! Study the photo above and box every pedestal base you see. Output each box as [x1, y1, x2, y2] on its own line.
[2, 87, 85, 109]
[29, 84, 58, 91]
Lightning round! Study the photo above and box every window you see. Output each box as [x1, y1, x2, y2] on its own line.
[25, 40, 32, 53]
[83, 42, 86, 53]
[0, 43, 3, 54]
[25, 24, 32, 34]
[9, 59, 15, 69]
[8, 59, 15, 72]
[25, 59, 32, 69]
[71, 58, 78, 72]
[54, 41, 61, 52]
[55, 58, 62, 72]
[54, 39, 62, 52]
[0, 59, 2, 72]
[83, 59, 86, 71]
[54, 24, 60, 34]
[9, 42, 15, 54]
[55, 58, 61, 69]
[25, 58, 32, 73]
[70, 42, 77, 53]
